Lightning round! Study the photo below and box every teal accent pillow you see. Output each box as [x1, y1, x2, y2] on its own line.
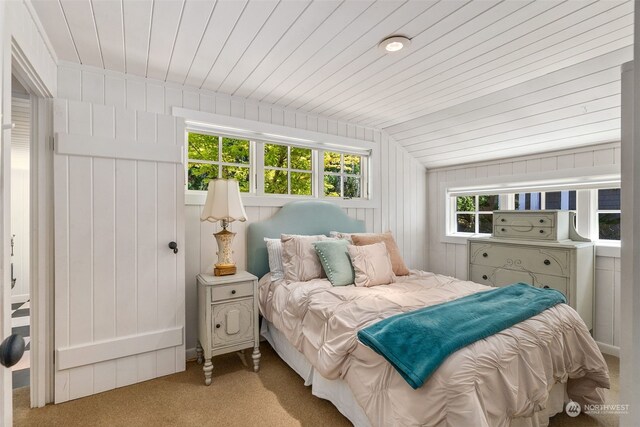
[313, 240, 355, 286]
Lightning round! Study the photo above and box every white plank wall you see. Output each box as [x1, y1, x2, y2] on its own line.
[55, 64, 428, 358]
[426, 142, 622, 353]
[52, 97, 186, 402]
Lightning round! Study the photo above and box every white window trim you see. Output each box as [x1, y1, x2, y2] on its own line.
[440, 165, 621, 256]
[176, 108, 379, 208]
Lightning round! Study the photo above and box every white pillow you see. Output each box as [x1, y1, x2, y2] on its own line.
[264, 238, 284, 281]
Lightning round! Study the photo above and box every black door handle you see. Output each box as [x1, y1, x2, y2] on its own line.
[0, 334, 25, 368]
[168, 241, 178, 254]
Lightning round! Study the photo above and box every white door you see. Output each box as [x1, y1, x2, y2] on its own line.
[52, 99, 185, 403]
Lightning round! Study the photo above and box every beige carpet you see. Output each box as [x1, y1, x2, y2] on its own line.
[14, 344, 619, 427]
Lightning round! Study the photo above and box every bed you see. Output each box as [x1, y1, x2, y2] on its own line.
[247, 201, 610, 427]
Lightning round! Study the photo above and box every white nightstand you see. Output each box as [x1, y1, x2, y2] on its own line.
[196, 271, 260, 385]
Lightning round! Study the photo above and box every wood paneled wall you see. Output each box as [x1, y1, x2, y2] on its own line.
[56, 64, 428, 356]
[427, 142, 622, 354]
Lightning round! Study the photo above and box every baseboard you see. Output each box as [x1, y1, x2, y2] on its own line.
[596, 341, 620, 357]
[11, 294, 29, 304]
[186, 347, 197, 362]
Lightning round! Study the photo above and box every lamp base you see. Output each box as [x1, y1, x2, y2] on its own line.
[214, 265, 237, 276]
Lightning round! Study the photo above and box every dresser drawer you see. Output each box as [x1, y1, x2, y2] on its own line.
[211, 281, 254, 302]
[493, 225, 555, 240]
[494, 212, 555, 227]
[211, 298, 254, 347]
[469, 242, 570, 277]
[469, 265, 568, 297]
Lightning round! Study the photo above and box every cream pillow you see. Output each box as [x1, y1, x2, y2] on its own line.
[281, 234, 331, 282]
[347, 242, 396, 287]
[351, 231, 410, 276]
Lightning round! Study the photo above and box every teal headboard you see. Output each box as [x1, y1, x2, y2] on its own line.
[246, 201, 365, 279]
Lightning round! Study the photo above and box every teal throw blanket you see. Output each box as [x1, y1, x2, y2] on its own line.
[357, 283, 566, 389]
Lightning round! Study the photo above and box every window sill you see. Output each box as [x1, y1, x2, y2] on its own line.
[185, 191, 378, 209]
[442, 233, 491, 245]
[595, 241, 621, 258]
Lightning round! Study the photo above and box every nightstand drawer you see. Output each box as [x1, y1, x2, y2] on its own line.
[211, 281, 254, 302]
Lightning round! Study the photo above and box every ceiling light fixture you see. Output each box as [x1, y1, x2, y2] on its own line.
[378, 36, 411, 53]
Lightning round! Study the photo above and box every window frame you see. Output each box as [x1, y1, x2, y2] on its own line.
[442, 167, 622, 257]
[595, 188, 621, 242]
[259, 141, 316, 197]
[321, 150, 368, 199]
[184, 127, 373, 207]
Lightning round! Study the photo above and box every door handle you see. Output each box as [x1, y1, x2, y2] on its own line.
[0, 334, 25, 368]
[168, 241, 178, 254]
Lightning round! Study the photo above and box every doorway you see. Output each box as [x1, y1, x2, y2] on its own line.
[9, 75, 31, 391]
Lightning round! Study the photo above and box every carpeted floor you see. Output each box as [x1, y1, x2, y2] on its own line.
[14, 344, 619, 426]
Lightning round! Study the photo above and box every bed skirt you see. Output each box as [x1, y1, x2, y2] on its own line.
[261, 320, 568, 427]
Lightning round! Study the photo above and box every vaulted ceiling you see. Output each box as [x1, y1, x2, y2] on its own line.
[32, 0, 633, 168]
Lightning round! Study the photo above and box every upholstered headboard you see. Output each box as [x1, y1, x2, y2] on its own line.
[246, 201, 366, 279]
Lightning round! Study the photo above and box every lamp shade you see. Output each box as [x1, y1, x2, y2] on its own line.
[200, 179, 248, 223]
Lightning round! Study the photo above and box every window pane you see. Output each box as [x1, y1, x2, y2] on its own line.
[324, 175, 341, 197]
[291, 172, 312, 195]
[456, 214, 475, 233]
[516, 193, 541, 210]
[188, 133, 218, 161]
[344, 176, 361, 198]
[599, 213, 621, 240]
[264, 169, 288, 194]
[598, 188, 621, 210]
[456, 196, 475, 212]
[290, 147, 312, 171]
[343, 154, 361, 175]
[221, 137, 250, 164]
[264, 144, 288, 168]
[479, 195, 498, 211]
[479, 214, 493, 233]
[187, 163, 217, 191]
[222, 166, 250, 192]
[545, 191, 576, 210]
[324, 152, 341, 173]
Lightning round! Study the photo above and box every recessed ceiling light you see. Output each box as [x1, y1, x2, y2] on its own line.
[378, 36, 411, 53]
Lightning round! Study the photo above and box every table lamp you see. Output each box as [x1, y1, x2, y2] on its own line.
[200, 179, 248, 276]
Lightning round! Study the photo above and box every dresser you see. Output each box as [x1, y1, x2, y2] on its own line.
[467, 210, 595, 330]
[196, 271, 260, 385]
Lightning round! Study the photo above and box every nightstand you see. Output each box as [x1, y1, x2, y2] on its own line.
[196, 271, 260, 385]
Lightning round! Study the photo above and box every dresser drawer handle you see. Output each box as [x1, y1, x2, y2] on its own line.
[501, 218, 506, 222]
[482, 252, 488, 258]
[544, 259, 551, 265]
[501, 228, 506, 232]
[543, 285, 550, 289]
[215, 324, 221, 329]
[231, 289, 236, 295]
[482, 275, 488, 280]
[539, 219, 544, 223]
[539, 229, 544, 234]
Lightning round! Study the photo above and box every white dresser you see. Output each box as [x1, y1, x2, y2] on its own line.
[196, 271, 260, 385]
[468, 210, 595, 330]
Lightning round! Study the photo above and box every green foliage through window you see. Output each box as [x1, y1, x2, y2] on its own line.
[324, 151, 363, 198]
[264, 143, 312, 196]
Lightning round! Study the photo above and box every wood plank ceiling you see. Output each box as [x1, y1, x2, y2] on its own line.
[32, 0, 633, 168]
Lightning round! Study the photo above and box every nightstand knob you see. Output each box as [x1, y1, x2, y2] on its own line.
[544, 259, 551, 265]
[215, 324, 221, 329]
[482, 252, 488, 258]
[231, 290, 236, 295]
[543, 285, 550, 289]
[482, 275, 488, 280]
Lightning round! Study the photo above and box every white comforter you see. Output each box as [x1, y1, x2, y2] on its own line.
[258, 271, 610, 427]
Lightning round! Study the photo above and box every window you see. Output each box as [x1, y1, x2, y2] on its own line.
[597, 188, 620, 240]
[264, 143, 312, 196]
[323, 152, 365, 198]
[454, 195, 499, 234]
[514, 191, 576, 210]
[186, 130, 370, 202]
[187, 133, 251, 192]
[447, 186, 621, 242]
